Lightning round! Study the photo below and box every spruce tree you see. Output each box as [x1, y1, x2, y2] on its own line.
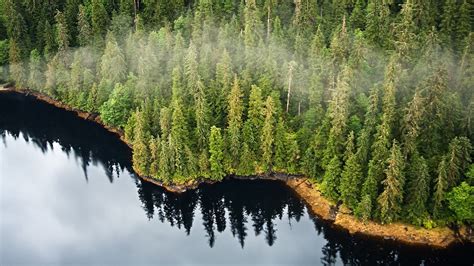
[27, 49, 43, 91]
[261, 96, 276, 172]
[340, 131, 363, 210]
[100, 36, 127, 85]
[54, 10, 70, 52]
[91, 0, 109, 38]
[209, 126, 225, 181]
[133, 112, 152, 176]
[405, 153, 430, 225]
[378, 140, 405, 224]
[323, 65, 351, 169]
[350, 0, 366, 30]
[243, 85, 264, 164]
[226, 76, 243, 171]
[357, 60, 398, 219]
[321, 155, 342, 201]
[440, 0, 457, 47]
[455, 0, 471, 52]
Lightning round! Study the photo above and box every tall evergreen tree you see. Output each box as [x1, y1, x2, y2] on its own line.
[261, 96, 276, 172]
[405, 153, 430, 225]
[225, 76, 243, 171]
[340, 131, 363, 210]
[378, 140, 405, 224]
[209, 126, 225, 181]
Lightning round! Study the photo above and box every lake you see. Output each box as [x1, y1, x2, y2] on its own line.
[0, 91, 472, 265]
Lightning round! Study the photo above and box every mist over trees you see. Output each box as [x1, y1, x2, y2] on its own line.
[0, 0, 473, 227]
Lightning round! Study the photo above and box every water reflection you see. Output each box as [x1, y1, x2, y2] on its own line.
[1, 91, 473, 265]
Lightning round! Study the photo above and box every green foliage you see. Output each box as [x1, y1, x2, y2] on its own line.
[340, 132, 363, 210]
[0, 39, 8, 66]
[225, 76, 243, 172]
[447, 182, 474, 225]
[100, 83, 134, 128]
[405, 153, 430, 226]
[377, 140, 405, 224]
[321, 156, 342, 201]
[209, 126, 225, 181]
[261, 96, 276, 172]
[27, 49, 43, 90]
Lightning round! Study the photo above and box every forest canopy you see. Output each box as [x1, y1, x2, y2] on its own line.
[0, 0, 473, 227]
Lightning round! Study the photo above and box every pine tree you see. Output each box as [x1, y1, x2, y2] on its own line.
[405, 153, 430, 225]
[194, 79, 210, 151]
[243, 0, 263, 66]
[433, 137, 472, 218]
[440, 0, 457, 47]
[378, 140, 405, 224]
[357, 60, 398, 219]
[159, 137, 174, 182]
[242, 85, 264, 164]
[100, 36, 127, 85]
[402, 89, 425, 156]
[77, 5, 92, 46]
[133, 112, 152, 176]
[433, 158, 449, 219]
[323, 65, 351, 169]
[261, 96, 276, 172]
[149, 136, 161, 178]
[43, 20, 56, 59]
[27, 49, 43, 91]
[285, 132, 300, 174]
[455, 0, 471, 52]
[209, 126, 225, 181]
[365, 0, 390, 48]
[340, 131, 363, 210]
[355, 86, 379, 169]
[321, 155, 342, 201]
[213, 49, 233, 125]
[274, 117, 287, 171]
[91, 0, 109, 38]
[170, 97, 190, 179]
[226, 76, 243, 171]
[330, 17, 349, 66]
[55, 10, 70, 51]
[350, 0, 366, 30]
[394, 0, 418, 64]
[8, 39, 26, 88]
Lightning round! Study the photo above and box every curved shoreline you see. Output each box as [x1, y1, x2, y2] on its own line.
[1, 86, 471, 248]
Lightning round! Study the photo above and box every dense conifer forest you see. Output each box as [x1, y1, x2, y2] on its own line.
[0, 0, 473, 227]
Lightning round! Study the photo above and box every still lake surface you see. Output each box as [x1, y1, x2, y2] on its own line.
[0, 91, 472, 265]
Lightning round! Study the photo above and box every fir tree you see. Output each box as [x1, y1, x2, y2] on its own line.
[209, 126, 225, 181]
[243, 85, 264, 164]
[340, 131, 363, 210]
[225, 76, 243, 171]
[405, 153, 430, 225]
[54, 11, 70, 52]
[321, 155, 342, 201]
[378, 140, 405, 224]
[261, 96, 276, 172]
[27, 49, 43, 91]
[91, 0, 109, 37]
[100, 37, 127, 85]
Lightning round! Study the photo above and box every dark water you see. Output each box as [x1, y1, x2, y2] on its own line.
[0, 91, 472, 266]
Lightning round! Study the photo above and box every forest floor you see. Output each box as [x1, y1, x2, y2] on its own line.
[2, 86, 472, 249]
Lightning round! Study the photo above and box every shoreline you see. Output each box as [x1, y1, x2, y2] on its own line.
[1, 86, 471, 248]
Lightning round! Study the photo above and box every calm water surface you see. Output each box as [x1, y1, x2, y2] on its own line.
[0, 91, 472, 265]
